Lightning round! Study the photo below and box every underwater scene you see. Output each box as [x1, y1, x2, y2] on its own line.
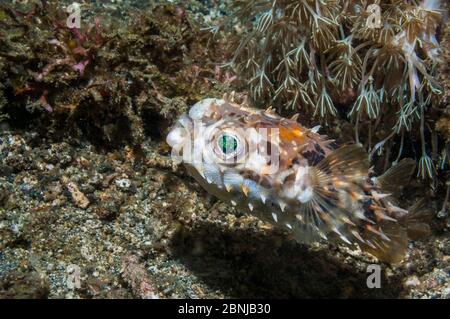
[0, 0, 448, 299]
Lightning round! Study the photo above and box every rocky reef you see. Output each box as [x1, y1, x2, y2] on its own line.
[0, 0, 231, 148]
[0, 0, 448, 299]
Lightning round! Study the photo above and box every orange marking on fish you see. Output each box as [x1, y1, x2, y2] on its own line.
[279, 127, 305, 144]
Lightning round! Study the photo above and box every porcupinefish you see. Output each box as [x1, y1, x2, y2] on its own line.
[166, 95, 422, 264]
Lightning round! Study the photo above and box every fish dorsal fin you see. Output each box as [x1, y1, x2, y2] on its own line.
[377, 158, 416, 198]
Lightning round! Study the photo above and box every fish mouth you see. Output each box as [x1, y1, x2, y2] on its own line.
[166, 113, 193, 147]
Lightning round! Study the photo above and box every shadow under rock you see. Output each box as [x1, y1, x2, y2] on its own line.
[170, 221, 404, 298]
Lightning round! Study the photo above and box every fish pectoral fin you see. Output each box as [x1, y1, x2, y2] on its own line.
[315, 144, 369, 185]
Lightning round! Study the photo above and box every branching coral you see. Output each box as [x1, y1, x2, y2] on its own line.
[214, 0, 447, 183]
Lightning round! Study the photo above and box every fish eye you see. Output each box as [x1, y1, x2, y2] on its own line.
[218, 133, 238, 155]
[206, 126, 246, 164]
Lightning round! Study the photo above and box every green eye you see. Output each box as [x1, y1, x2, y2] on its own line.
[218, 134, 238, 154]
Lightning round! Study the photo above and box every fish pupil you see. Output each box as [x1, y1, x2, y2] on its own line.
[219, 134, 238, 154]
